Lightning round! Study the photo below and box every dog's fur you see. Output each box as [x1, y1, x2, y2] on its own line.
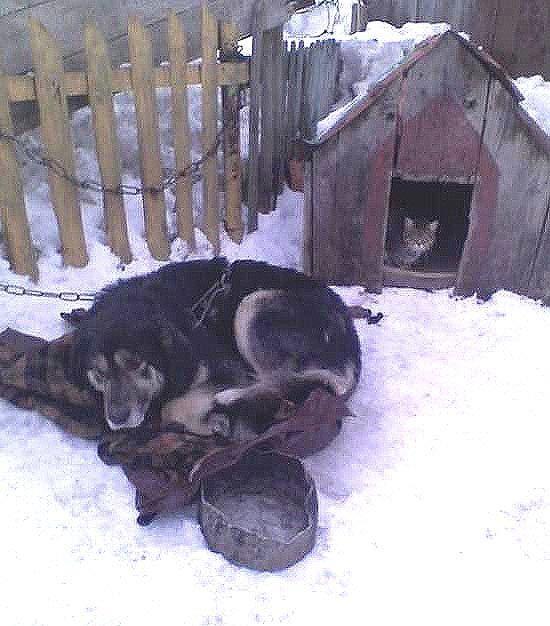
[69, 258, 361, 438]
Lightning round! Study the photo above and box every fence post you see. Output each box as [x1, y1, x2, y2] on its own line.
[220, 21, 244, 244]
[0, 67, 38, 280]
[84, 23, 132, 264]
[351, 2, 368, 34]
[128, 15, 169, 261]
[271, 25, 285, 200]
[246, 0, 267, 232]
[201, 4, 220, 253]
[168, 10, 196, 250]
[29, 18, 88, 268]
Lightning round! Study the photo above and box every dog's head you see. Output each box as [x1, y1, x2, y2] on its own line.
[86, 349, 165, 430]
[69, 305, 198, 431]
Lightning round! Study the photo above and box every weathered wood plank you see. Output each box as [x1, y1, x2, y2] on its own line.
[278, 40, 290, 192]
[271, 24, 285, 197]
[491, 0, 522, 73]
[301, 45, 314, 137]
[29, 18, 87, 267]
[220, 21, 243, 243]
[128, 15, 169, 261]
[511, 0, 550, 78]
[528, 196, 550, 302]
[395, 33, 491, 183]
[302, 156, 313, 275]
[311, 137, 338, 281]
[84, 22, 131, 263]
[350, 3, 367, 34]
[246, 0, 265, 231]
[291, 40, 305, 150]
[200, 4, 220, 252]
[167, 10, 195, 249]
[6, 62, 249, 103]
[459, 78, 550, 297]
[0, 65, 37, 279]
[366, 0, 417, 27]
[0, 0, 292, 74]
[310, 75, 398, 287]
[259, 25, 275, 213]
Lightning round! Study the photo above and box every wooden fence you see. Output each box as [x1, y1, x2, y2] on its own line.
[247, 35, 340, 218]
[367, 0, 550, 79]
[0, 7, 249, 279]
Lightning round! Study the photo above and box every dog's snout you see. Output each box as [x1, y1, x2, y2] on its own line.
[109, 407, 132, 425]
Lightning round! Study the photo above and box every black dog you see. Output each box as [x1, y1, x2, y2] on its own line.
[68, 258, 361, 438]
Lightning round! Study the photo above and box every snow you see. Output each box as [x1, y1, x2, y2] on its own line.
[515, 75, 550, 136]
[1, 3, 550, 623]
[2, 287, 550, 624]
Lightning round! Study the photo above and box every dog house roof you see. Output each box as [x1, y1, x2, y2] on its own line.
[305, 30, 550, 157]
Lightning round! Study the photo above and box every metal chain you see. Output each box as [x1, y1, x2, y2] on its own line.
[0, 282, 96, 301]
[0, 127, 224, 197]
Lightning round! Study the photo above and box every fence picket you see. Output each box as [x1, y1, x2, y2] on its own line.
[128, 16, 169, 261]
[286, 41, 297, 159]
[220, 22, 244, 243]
[167, 10, 195, 249]
[271, 25, 285, 198]
[29, 18, 88, 267]
[0, 68, 37, 279]
[84, 23, 131, 263]
[246, 0, 266, 232]
[201, 4, 220, 253]
[1, 16, 253, 278]
[259, 27, 275, 213]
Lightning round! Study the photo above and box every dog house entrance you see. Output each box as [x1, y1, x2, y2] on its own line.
[383, 177, 473, 288]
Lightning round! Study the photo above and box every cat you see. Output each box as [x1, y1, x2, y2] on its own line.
[386, 216, 439, 269]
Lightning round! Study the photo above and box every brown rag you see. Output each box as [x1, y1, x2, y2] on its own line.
[0, 328, 347, 522]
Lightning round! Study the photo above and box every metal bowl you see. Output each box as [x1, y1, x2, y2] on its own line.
[199, 450, 318, 571]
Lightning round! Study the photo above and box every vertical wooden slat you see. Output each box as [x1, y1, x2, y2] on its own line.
[300, 45, 309, 138]
[279, 41, 290, 192]
[167, 10, 195, 249]
[128, 15, 169, 261]
[247, 2, 264, 231]
[302, 156, 313, 275]
[220, 21, 243, 243]
[271, 25, 285, 199]
[84, 23, 131, 263]
[259, 27, 275, 213]
[29, 18, 87, 268]
[0, 66, 37, 279]
[201, 4, 220, 252]
[294, 40, 305, 141]
[286, 41, 297, 161]
[351, 4, 359, 34]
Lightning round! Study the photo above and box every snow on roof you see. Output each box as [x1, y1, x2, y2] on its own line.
[311, 29, 550, 155]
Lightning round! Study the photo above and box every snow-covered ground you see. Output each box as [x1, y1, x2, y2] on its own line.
[2, 4, 550, 624]
[2, 287, 550, 624]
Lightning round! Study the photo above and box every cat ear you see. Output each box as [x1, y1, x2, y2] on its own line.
[428, 220, 439, 233]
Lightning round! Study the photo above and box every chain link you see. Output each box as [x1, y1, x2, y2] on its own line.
[0, 282, 96, 301]
[0, 127, 224, 197]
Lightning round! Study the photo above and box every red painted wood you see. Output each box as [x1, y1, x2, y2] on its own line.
[362, 132, 396, 292]
[396, 96, 482, 182]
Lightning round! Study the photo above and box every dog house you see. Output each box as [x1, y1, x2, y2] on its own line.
[302, 31, 550, 301]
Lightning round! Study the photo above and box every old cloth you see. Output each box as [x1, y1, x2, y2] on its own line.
[0, 327, 346, 523]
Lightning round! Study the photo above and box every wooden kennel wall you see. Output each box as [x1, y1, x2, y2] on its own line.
[302, 31, 550, 302]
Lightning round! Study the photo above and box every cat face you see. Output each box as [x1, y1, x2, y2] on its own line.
[402, 217, 439, 254]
